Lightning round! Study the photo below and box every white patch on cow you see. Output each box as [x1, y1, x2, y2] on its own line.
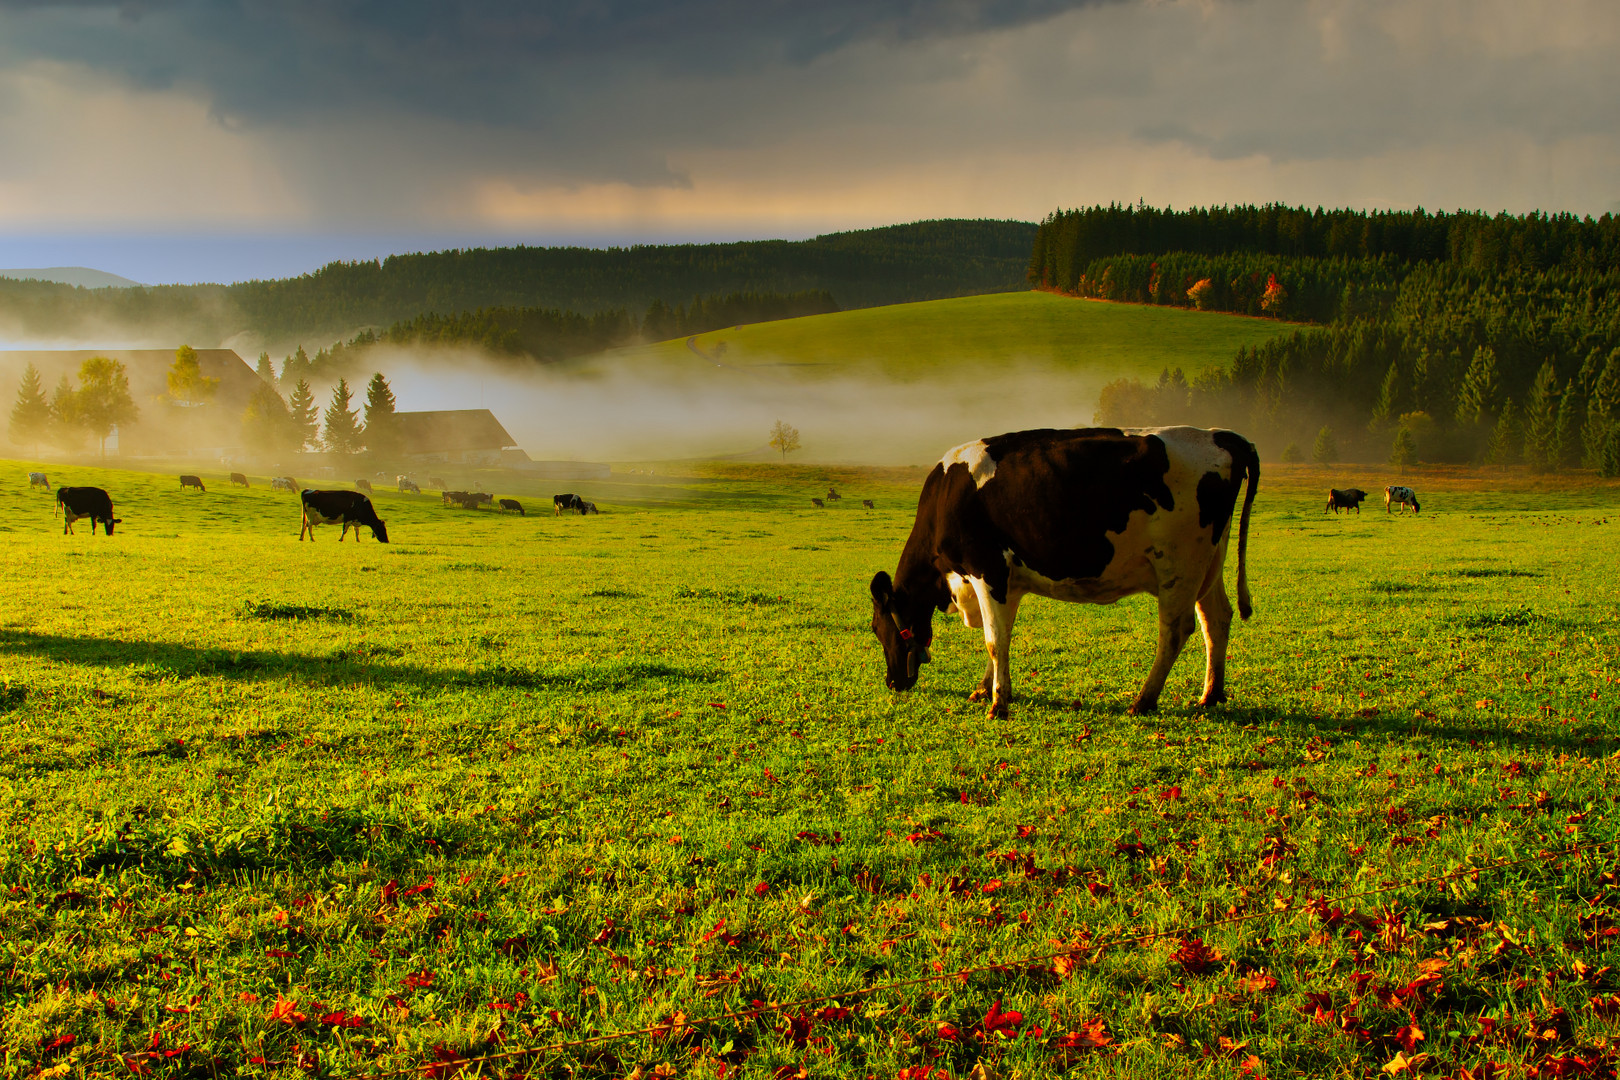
[940, 439, 997, 489]
[944, 571, 985, 628]
[1125, 426, 1229, 487]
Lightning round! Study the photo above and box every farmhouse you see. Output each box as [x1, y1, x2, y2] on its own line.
[393, 409, 519, 465]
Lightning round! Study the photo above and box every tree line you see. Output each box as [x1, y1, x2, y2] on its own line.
[1041, 204, 1620, 473]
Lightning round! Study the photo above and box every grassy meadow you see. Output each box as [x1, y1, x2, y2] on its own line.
[2, 457, 1619, 1078]
[600, 291, 1288, 384]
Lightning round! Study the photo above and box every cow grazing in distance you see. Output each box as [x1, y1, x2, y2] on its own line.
[861, 499, 875, 510]
[826, 487, 841, 501]
[870, 426, 1258, 718]
[1385, 485, 1420, 513]
[179, 474, 206, 492]
[56, 486, 120, 535]
[1326, 488, 1367, 514]
[810, 498, 825, 508]
[444, 492, 488, 509]
[429, 477, 447, 490]
[355, 479, 373, 493]
[498, 498, 525, 515]
[230, 472, 250, 488]
[553, 493, 583, 515]
[580, 500, 598, 515]
[270, 476, 298, 492]
[28, 471, 49, 489]
[299, 489, 389, 542]
[398, 478, 421, 494]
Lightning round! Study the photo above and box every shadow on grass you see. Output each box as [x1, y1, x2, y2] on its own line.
[0, 628, 719, 693]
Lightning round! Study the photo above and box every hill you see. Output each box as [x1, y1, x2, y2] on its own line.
[0, 266, 143, 288]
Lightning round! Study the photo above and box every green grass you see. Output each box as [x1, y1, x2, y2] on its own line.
[600, 291, 1289, 383]
[3, 458, 1620, 1078]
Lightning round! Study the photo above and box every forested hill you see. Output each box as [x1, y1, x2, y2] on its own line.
[0, 219, 1036, 347]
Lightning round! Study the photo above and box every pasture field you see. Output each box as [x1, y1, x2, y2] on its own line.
[601, 291, 1288, 384]
[2, 458, 1620, 1078]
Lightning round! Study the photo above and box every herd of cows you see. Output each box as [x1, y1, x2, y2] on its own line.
[1325, 484, 1422, 514]
[26, 469, 603, 542]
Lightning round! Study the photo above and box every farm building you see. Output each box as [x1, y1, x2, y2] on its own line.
[394, 409, 519, 465]
[0, 347, 263, 457]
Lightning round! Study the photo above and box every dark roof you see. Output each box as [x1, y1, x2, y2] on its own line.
[393, 409, 516, 453]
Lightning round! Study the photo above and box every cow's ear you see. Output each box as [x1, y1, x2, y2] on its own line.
[870, 571, 894, 608]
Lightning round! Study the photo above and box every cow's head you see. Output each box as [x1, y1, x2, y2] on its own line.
[371, 518, 390, 543]
[870, 571, 932, 691]
[103, 517, 121, 536]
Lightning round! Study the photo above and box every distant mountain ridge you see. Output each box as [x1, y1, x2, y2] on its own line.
[0, 266, 143, 288]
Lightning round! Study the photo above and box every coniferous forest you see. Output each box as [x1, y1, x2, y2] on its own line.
[1031, 204, 1620, 472]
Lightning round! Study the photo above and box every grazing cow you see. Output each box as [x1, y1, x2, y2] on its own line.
[870, 426, 1258, 718]
[56, 486, 120, 535]
[553, 493, 583, 515]
[299, 489, 389, 542]
[444, 491, 488, 509]
[28, 471, 49, 489]
[826, 487, 841, 501]
[355, 478, 373, 493]
[230, 472, 250, 488]
[429, 477, 448, 490]
[498, 498, 525, 515]
[1385, 485, 1420, 513]
[270, 476, 298, 492]
[810, 497, 825, 508]
[861, 499, 875, 510]
[179, 474, 206, 492]
[398, 479, 421, 494]
[579, 500, 598, 515]
[1325, 488, 1367, 514]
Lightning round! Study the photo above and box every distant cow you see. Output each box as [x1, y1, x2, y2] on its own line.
[870, 426, 1258, 718]
[230, 472, 250, 488]
[1385, 485, 1421, 513]
[826, 487, 841, 501]
[56, 486, 120, 536]
[398, 479, 421, 494]
[862, 499, 875, 510]
[444, 491, 488, 509]
[554, 493, 583, 515]
[1325, 488, 1367, 514]
[179, 474, 206, 492]
[580, 501, 598, 515]
[270, 476, 298, 492]
[811, 498, 825, 508]
[299, 489, 389, 542]
[355, 479, 373, 493]
[429, 477, 448, 490]
[498, 498, 525, 515]
[28, 471, 48, 489]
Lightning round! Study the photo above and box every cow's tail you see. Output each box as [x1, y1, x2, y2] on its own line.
[1235, 439, 1259, 620]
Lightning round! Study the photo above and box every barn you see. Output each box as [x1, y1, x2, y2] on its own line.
[393, 409, 519, 465]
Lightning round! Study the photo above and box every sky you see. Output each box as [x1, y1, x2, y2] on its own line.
[1, 0, 1616, 285]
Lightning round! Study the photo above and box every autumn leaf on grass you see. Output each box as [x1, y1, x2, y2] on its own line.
[40, 1034, 74, 1056]
[981, 999, 1023, 1040]
[1590, 994, 1620, 1016]
[1170, 937, 1222, 975]
[424, 1044, 465, 1080]
[1053, 1016, 1112, 1050]
[1238, 971, 1279, 995]
[587, 919, 616, 945]
[401, 970, 436, 991]
[268, 996, 307, 1024]
[1395, 1020, 1425, 1054]
[652, 1010, 691, 1042]
[319, 1010, 365, 1028]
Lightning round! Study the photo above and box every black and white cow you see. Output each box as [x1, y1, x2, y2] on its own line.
[56, 486, 120, 535]
[230, 472, 250, 488]
[1384, 485, 1420, 513]
[553, 493, 583, 515]
[870, 426, 1259, 718]
[579, 500, 598, 515]
[179, 474, 206, 492]
[1326, 488, 1367, 514]
[398, 478, 421, 494]
[28, 471, 49, 489]
[299, 489, 389, 542]
[861, 499, 875, 510]
[270, 476, 298, 492]
[498, 498, 525, 515]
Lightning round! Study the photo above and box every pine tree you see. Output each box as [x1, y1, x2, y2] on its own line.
[1554, 377, 1582, 469]
[322, 378, 363, 455]
[1486, 397, 1521, 466]
[1389, 426, 1417, 471]
[256, 352, 277, 384]
[1311, 426, 1338, 465]
[49, 375, 82, 450]
[1369, 360, 1403, 431]
[1455, 345, 1501, 426]
[8, 363, 53, 453]
[362, 372, 399, 458]
[242, 381, 297, 456]
[1520, 359, 1561, 471]
[281, 346, 313, 390]
[1582, 349, 1620, 469]
[288, 378, 319, 450]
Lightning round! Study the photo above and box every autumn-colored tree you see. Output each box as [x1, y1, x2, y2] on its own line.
[768, 420, 801, 461]
[167, 345, 219, 406]
[75, 356, 138, 457]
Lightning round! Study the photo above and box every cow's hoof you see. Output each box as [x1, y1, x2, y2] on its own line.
[986, 701, 1009, 719]
[968, 687, 990, 703]
[1199, 690, 1228, 707]
[1127, 699, 1158, 716]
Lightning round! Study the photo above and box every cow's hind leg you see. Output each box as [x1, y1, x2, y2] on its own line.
[1195, 575, 1235, 706]
[968, 581, 1022, 717]
[1130, 590, 1199, 716]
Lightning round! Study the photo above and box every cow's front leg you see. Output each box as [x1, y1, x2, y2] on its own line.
[1195, 575, 1234, 706]
[968, 581, 1021, 717]
[1131, 595, 1198, 715]
[969, 658, 994, 703]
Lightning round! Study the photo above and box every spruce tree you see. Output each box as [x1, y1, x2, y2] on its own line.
[1369, 360, 1403, 431]
[1455, 345, 1501, 426]
[322, 378, 364, 455]
[49, 375, 81, 449]
[1554, 378, 1582, 469]
[8, 363, 52, 453]
[1520, 359, 1561, 471]
[1311, 426, 1338, 465]
[1582, 349, 1620, 469]
[255, 352, 277, 384]
[242, 381, 296, 456]
[1389, 426, 1417, 471]
[362, 372, 399, 458]
[288, 378, 319, 450]
[1485, 397, 1521, 466]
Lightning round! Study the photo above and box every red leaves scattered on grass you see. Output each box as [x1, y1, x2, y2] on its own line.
[587, 919, 616, 945]
[269, 996, 308, 1025]
[753, 882, 770, 897]
[1170, 937, 1223, 975]
[40, 1033, 75, 1056]
[981, 999, 1024, 1039]
[401, 970, 436, 992]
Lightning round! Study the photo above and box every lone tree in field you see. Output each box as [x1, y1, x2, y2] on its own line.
[768, 420, 801, 461]
[167, 345, 219, 406]
[1389, 426, 1417, 472]
[288, 378, 319, 450]
[1311, 426, 1338, 465]
[9, 363, 52, 454]
[75, 356, 138, 457]
[362, 372, 399, 458]
[322, 378, 364, 455]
